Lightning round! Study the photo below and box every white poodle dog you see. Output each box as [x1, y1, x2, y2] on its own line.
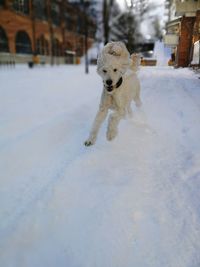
[85, 41, 142, 146]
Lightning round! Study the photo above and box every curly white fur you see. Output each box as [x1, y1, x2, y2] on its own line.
[85, 41, 142, 146]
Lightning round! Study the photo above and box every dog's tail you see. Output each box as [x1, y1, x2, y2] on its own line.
[130, 53, 141, 72]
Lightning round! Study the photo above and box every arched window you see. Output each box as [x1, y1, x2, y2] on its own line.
[52, 38, 62, 57]
[44, 39, 49, 55]
[65, 41, 73, 51]
[33, 0, 47, 20]
[36, 35, 49, 55]
[13, 0, 29, 15]
[15, 31, 32, 54]
[0, 26, 9, 52]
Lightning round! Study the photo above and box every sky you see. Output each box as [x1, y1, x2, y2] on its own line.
[117, 0, 165, 10]
[116, 0, 166, 38]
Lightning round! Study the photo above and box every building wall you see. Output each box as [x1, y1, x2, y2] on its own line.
[0, 0, 95, 64]
[0, 9, 34, 54]
[193, 10, 200, 43]
[177, 16, 195, 67]
[165, 1, 200, 67]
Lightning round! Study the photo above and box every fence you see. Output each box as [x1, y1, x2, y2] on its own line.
[0, 53, 16, 69]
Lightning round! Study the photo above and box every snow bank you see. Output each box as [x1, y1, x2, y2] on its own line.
[153, 41, 172, 66]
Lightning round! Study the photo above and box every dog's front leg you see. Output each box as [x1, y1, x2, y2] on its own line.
[85, 107, 108, 146]
[106, 110, 124, 141]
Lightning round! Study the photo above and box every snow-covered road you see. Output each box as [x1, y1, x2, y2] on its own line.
[0, 65, 200, 267]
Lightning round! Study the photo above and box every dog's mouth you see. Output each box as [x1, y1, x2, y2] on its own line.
[104, 77, 123, 93]
[106, 86, 113, 92]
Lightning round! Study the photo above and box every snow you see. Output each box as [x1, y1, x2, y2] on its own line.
[0, 64, 200, 267]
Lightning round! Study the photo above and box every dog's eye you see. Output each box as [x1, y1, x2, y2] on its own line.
[103, 69, 107, 73]
[113, 69, 117, 72]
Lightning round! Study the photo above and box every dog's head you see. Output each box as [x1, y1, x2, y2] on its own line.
[97, 42, 131, 93]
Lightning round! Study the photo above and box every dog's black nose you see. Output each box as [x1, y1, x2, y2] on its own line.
[106, 79, 112, 86]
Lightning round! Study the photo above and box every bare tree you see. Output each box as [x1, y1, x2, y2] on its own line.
[111, 11, 142, 53]
[124, 0, 150, 18]
[102, 0, 157, 47]
[152, 16, 163, 40]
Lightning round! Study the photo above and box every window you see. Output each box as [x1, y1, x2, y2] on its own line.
[36, 35, 49, 55]
[51, 2, 60, 26]
[0, 26, 9, 52]
[65, 14, 74, 31]
[15, 31, 32, 54]
[13, 0, 29, 15]
[33, 0, 47, 20]
[52, 38, 62, 57]
[0, 0, 5, 7]
[65, 41, 73, 51]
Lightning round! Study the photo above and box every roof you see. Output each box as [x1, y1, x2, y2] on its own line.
[166, 17, 182, 28]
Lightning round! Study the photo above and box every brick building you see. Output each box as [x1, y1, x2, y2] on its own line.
[164, 0, 200, 67]
[0, 0, 96, 64]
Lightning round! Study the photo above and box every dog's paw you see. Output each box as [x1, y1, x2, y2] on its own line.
[84, 140, 94, 146]
[106, 129, 117, 141]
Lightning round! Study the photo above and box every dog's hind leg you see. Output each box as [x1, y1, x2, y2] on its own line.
[85, 107, 108, 146]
